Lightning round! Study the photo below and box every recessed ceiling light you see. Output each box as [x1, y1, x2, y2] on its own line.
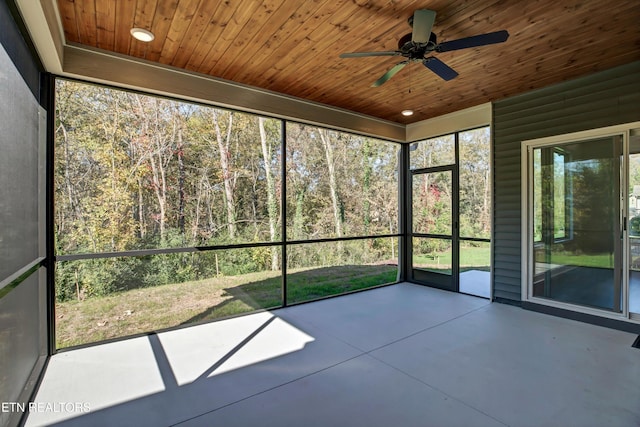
[130, 28, 155, 42]
[401, 110, 414, 116]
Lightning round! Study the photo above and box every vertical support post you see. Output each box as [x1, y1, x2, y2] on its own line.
[43, 73, 56, 355]
[398, 143, 411, 282]
[281, 120, 288, 307]
[453, 132, 460, 292]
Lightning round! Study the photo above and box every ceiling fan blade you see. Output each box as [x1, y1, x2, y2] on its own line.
[423, 57, 458, 81]
[436, 30, 509, 52]
[372, 61, 409, 87]
[340, 51, 401, 58]
[412, 9, 436, 44]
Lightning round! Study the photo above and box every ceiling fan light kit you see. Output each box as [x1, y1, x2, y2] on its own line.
[340, 9, 509, 87]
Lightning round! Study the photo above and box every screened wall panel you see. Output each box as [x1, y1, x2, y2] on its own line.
[0, 4, 47, 426]
[53, 81, 401, 348]
[0, 53, 41, 282]
[285, 123, 399, 241]
[55, 248, 282, 348]
[493, 61, 640, 302]
[0, 273, 46, 422]
[54, 80, 282, 254]
[409, 134, 455, 169]
[286, 238, 398, 304]
[459, 127, 491, 240]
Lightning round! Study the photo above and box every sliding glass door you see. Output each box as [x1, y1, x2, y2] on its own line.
[531, 136, 623, 312]
[525, 123, 640, 321]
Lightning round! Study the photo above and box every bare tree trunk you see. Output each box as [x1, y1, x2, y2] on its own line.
[293, 191, 305, 240]
[193, 174, 204, 241]
[422, 173, 431, 233]
[75, 269, 80, 301]
[58, 122, 96, 250]
[58, 124, 73, 231]
[390, 218, 395, 260]
[137, 177, 145, 239]
[259, 117, 279, 270]
[482, 169, 490, 234]
[206, 178, 216, 236]
[109, 142, 118, 250]
[128, 122, 146, 240]
[212, 109, 236, 239]
[362, 140, 372, 234]
[134, 95, 170, 242]
[319, 129, 342, 238]
[59, 123, 74, 224]
[177, 127, 186, 234]
[149, 152, 167, 240]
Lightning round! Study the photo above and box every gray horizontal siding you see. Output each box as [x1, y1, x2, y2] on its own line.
[492, 61, 640, 303]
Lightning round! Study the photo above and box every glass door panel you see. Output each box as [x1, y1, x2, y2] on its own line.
[412, 171, 452, 235]
[412, 237, 453, 275]
[411, 168, 456, 291]
[532, 136, 623, 312]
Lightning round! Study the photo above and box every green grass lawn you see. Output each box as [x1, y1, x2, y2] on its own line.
[413, 245, 490, 273]
[56, 264, 397, 348]
[541, 252, 614, 269]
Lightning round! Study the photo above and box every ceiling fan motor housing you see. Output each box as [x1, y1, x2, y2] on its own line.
[398, 32, 438, 58]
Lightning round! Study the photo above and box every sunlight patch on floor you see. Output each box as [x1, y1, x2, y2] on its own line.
[157, 312, 315, 384]
[26, 311, 315, 426]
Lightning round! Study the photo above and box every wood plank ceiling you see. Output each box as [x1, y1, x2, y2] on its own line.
[57, 0, 640, 124]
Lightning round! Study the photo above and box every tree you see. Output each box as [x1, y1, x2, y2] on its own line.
[259, 117, 279, 270]
[318, 128, 342, 238]
[132, 95, 178, 243]
[212, 109, 236, 239]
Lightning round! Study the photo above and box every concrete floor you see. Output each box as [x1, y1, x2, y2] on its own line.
[459, 269, 491, 298]
[26, 283, 640, 427]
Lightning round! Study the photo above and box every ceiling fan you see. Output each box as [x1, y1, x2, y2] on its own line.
[339, 9, 509, 87]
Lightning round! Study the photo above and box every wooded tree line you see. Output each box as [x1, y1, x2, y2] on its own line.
[54, 80, 399, 301]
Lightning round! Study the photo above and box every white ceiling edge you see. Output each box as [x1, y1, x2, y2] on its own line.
[405, 103, 492, 142]
[15, 0, 64, 74]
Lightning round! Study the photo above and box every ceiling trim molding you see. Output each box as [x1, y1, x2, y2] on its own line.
[62, 44, 406, 142]
[405, 103, 492, 142]
[15, 0, 63, 74]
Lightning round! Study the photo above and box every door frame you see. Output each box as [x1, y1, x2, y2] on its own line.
[521, 122, 640, 321]
[409, 164, 460, 292]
